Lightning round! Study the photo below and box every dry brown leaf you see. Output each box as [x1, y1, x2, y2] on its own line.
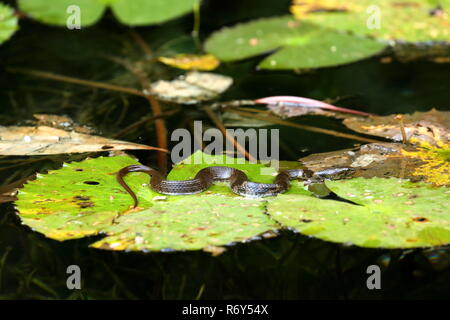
[32, 114, 94, 134]
[299, 142, 435, 183]
[0, 126, 166, 156]
[343, 109, 449, 146]
[148, 71, 233, 104]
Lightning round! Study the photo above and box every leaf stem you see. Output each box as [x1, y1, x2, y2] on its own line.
[6, 67, 145, 97]
[228, 108, 384, 144]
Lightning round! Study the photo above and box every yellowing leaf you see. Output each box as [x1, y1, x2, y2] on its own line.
[157, 54, 220, 71]
[401, 139, 450, 187]
[290, 0, 353, 19]
[343, 109, 450, 147]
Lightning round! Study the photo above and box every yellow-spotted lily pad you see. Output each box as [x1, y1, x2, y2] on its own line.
[268, 177, 450, 248]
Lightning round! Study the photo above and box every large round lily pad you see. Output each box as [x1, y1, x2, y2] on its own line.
[205, 16, 387, 70]
[268, 177, 450, 248]
[15, 153, 301, 251]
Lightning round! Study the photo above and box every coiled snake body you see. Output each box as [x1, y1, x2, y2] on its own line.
[117, 165, 312, 208]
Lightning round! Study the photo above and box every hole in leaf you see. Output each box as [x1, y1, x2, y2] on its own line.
[413, 217, 429, 222]
[73, 195, 90, 201]
[84, 181, 100, 185]
[101, 145, 114, 150]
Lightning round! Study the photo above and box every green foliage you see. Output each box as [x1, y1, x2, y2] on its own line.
[111, 0, 199, 26]
[15, 152, 450, 250]
[269, 178, 450, 248]
[18, 0, 199, 27]
[18, 0, 106, 27]
[15, 154, 288, 251]
[0, 3, 18, 45]
[205, 16, 387, 70]
[205, 0, 450, 69]
[298, 0, 450, 43]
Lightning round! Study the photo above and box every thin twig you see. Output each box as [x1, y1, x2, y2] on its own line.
[129, 29, 154, 57]
[395, 114, 408, 144]
[113, 109, 180, 139]
[191, 0, 202, 51]
[6, 68, 145, 97]
[202, 106, 256, 162]
[228, 108, 384, 144]
[106, 55, 169, 173]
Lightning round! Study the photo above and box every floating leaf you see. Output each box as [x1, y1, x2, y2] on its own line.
[158, 54, 220, 71]
[401, 140, 450, 186]
[290, 0, 352, 19]
[205, 16, 387, 70]
[110, 0, 198, 26]
[268, 177, 450, 248]
[149, 71, 233, 104]
[293, 0, 450, 61]
[0, 3, 18, 45]
[343, 109, 449, 146]
[0, 126, 164, 155]
[294, 0, 450, 43]
[16, 153, 308, 251]
[15, 156, 140, 240]
[18, 0, 106, 27]
[18, 0, 198, 27]
[32, 114, 94, 134]
[299, 142, 449, 186]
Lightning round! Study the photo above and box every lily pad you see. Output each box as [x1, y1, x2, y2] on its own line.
[16, 153, 307, 251]
[299, 142, 449, 187]
[110, 0, 198, 26]
[0, 3, 18, 45]
[343, 109, 449, 146]
[204, 16, 387, 70]
[268, 177, 450, 248]
[18, 0, 106, 27]
[149, 71, 233, 104]
[294, 0, 450, 43]
[292, 0, 450, 61]
[18, 0, 198, 27]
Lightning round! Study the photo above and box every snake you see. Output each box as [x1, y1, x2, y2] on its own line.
[116, 165, 315, 208]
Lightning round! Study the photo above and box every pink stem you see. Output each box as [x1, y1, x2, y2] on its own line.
[254, 96, 373, 117]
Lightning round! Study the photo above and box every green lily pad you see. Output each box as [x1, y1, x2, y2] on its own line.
[204, 16, 387, 70]
[0, 3, 18, 45]
[16, 153, 311, 251]
[110, 0, 198, 26]
[268, 177, 450, 248]
[293, 0, 450, 61]
[18, 0, 198, 27]
[18, 0, 106, 27]
[15, 155, 138, 240]
[297, 0, 450, 43]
